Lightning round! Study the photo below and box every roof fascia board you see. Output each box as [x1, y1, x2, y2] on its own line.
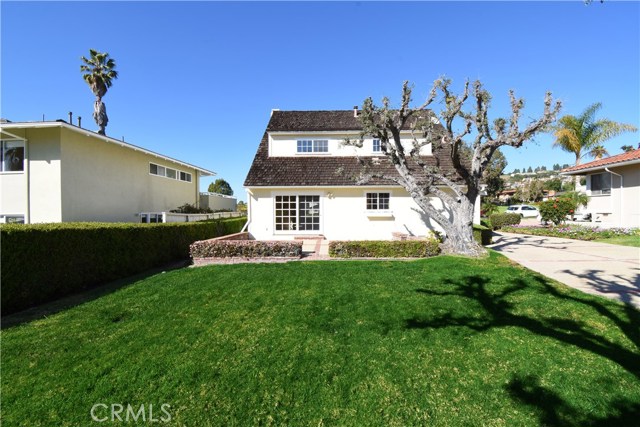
[561, 159, 640, 175]
[0, 122, 215, 176]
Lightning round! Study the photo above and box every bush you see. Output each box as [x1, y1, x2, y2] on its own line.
[0, 217, 246, 315]
[473, 224, 493, 245]
[190, 240, 302, 258]
[538, 198, 576, 225]
[329, 239, 441, 258]
[489, 213, 522, 230]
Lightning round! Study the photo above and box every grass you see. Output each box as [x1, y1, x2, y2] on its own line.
[2, 253, 639, 426]
[594, 235, 640, 247]
[501, 224, 640, 247]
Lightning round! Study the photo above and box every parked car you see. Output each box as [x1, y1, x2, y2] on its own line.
[506, 204, 540, 218]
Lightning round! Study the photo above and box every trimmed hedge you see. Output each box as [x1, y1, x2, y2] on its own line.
[489, 213, 522, 230]
[329, 239, 441, 258]
[1, 217, 246, 315]
[190, 240, 302, 259]
[473, 224, 493, 246]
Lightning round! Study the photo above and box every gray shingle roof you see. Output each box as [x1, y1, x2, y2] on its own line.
[244, 110, 460, 187]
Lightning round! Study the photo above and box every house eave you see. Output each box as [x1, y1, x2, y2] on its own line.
[0, 121, 216, 176]
[561, 158, 640, 175]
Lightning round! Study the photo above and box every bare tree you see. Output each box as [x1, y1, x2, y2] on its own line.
[348, 79, 561, 256]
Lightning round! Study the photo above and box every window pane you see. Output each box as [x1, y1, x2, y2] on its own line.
[157, 166, 166, 177]
[166, 168, 177, 179]
[313, 140, 328, 153]
[150, 164, 158, 175]
[373, 139, 381, 152]
[297, 140, 312, 153]
[2, 141, 24, 172]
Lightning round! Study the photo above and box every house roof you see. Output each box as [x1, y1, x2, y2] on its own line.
[561, 148, 640, 175]
[0, 121, 216, 176]
[244, 110, 460, 188]
[267, 109, 437, 133]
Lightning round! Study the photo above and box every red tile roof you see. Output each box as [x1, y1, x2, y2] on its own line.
[562, 148, 640, 174]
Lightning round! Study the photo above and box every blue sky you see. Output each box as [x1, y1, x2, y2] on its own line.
[2, 1, 638, 201]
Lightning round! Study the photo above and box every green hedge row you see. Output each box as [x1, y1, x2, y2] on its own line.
[191, 239, 302, 258]
[329, 239, 441, 258]
[488, 213, 522, 230]
[1, 217, 246, 315]
[473, 224, 493, 245]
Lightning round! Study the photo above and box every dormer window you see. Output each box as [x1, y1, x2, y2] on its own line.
[297, 139, 328, 153]
[372, 139, 381, 153]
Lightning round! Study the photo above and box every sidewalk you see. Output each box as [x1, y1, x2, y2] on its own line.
[488, 232, 640, 308]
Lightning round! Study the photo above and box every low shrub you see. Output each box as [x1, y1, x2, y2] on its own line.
[0, 217, 246, 315]
[502, 224, 640, 241]
[190, 240, 302, 259]
[473, 224, 493, 245]
[538, 197, 576, 225]
[489, 213, 521, 230]
[329, 239, 441, 258]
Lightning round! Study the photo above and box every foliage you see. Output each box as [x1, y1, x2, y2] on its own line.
[329, 239, 441, 258]
[473, 224, 493, 245]
[348, 78, 560, 256]
[552, 102, 637, 166]
[483, 149, 507, 197]
[544, 178, 563, 192]
[563, 191, 589, 209]
[190, 239, 302, 259]
[515, 179, 545, 202]
[538, 198, 576, 225]
[0, 217, 246, 314]
[171, 202, 213, 214]
[489, 213, 522, 230]
[481, 200, 499, 217]
[208, 178, 234, 196]
[236, 200, 247, 214]
[621, 145, 635, 153]
[80, 49, 118, 135]
[3, 254, 639, 426]
[502, 224, 639, 245]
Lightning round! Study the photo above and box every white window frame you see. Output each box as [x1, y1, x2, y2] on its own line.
[0, 214, 25, 224]
[140, 212, 165, 223]
[1, 140, 25, 173]
[372, 139, 381, 153]
[149, 162, 192, 183]
[273, 192, 323, 234]
[589, 172, 611, 196]
[365, 191, 393, 218]
[296, 139, 329, 154]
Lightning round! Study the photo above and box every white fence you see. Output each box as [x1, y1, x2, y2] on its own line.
[163, 211, 244, 223]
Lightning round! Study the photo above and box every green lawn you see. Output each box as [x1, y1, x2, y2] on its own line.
[595, 235, 640, 247]
[3, 253, 639, 426]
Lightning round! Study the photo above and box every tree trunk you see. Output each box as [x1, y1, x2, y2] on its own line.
[93, 97, 108, 135]
[440, 200, 486, 257]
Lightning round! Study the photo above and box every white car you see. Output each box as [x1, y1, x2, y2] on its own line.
[506, 204, 540, 218]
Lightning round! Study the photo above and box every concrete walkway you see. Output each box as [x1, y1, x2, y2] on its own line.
[488, 232, 640, 308]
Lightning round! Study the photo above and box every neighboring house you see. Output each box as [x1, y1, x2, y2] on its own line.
[0, 120, 215, 224]
[243, 109, 479, 241]
[199, 192, 237, 212]
[561, 148, 640, 227]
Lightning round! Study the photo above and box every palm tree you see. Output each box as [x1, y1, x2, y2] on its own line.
[80, 49, 118, 135]
[590, 144, 609, 159]
[552, 103, 636, 166]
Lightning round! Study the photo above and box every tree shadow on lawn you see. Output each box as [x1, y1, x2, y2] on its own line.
[406, 274, 640, 425]
[1, 260, 190, 330]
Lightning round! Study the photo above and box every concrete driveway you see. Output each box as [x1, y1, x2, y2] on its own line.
[488, 232, 640, 308]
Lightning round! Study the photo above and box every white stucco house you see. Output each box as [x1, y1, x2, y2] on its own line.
[243, 109, 479, 241]
[0, 120, 215, 224]
[562, 148, 640, 227]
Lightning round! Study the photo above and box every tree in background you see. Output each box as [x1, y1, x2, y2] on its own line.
[515, 179, 545, 203]
[544, 178, 563, 192]
[513, 168, 520, 174]
[483, 149, 507, 199]
[621, 145, 635, 153]
[80, 49, 118, 135]
[347, 78, 560, 256]
[552, 103, 636, 166]
[208, 178, 234, 196]
[236, 201, 247, 214]
[527, 166, 533, 173]
[591, 144, 609, 159]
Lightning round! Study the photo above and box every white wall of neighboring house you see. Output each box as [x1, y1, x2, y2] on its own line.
[585, 165, 640, 227]
[268, 132, 432, 157]
[247, 186, 461, 241]
[199, 192, 237, 211]
[0, 123, 210, 223]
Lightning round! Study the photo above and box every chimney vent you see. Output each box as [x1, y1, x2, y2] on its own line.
[353, 106, 358, 117]
[68, 112, 73, 124]
[77, 116, 82, 128]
